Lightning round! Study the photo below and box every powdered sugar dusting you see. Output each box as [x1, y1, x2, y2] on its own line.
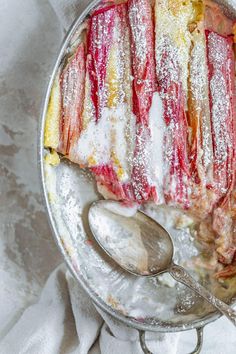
[208, 34, 230, 160]
[189, 31, 213, 177]
[128, 0, 148, 67]
[207, 30, 234, 194]
[154, 0, 193, 97]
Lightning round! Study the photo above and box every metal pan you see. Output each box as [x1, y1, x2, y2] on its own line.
[39, 1, 236, 352]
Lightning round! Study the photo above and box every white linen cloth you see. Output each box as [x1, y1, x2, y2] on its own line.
[0, 1, 235, 353]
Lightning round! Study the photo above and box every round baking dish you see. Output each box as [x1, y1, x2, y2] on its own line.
[39, 1, 236, 352]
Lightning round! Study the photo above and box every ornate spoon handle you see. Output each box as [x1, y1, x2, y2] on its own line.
[169, 264, 236, 326]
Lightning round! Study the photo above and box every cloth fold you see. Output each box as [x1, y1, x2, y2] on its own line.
[0, 260, 235, 353]
[0, 265, 179, 354]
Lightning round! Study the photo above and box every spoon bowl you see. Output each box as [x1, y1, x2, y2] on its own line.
[88, 200, 236, 327]
[88, 200, 174, 276]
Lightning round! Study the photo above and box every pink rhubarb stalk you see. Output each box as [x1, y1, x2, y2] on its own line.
[89, 3, 135, 201]
[87, 5, 116, 121]
[206, 30, 236, 204]
[156, 38, 190, 208]
[59, 43, 86, 155]
[128, 0, 157, 202]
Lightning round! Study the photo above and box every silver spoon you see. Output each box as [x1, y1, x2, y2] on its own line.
[88, 200, 236, 326]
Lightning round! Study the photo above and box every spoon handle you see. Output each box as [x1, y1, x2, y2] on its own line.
[169, 264, 236, 326]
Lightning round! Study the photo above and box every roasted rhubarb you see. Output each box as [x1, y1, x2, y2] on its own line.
[155, 0, 193, 208]
[128, 0, 157, 202]
[87, 5, 116, 121]
[206, 30, 236, 203]
[187, 2, 215, 216]
[79, 3, 136, 200]
[188, 31, 214, 209]
[205, 0, 235, 36]
[44, 24, 88, 157]
[212, 186, 236, 266]
[59, 43, 86, 156]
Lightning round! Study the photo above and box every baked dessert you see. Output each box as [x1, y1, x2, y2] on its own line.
[44, 0, 236, 278]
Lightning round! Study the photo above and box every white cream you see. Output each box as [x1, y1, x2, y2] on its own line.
[148, 91, 165, 201]
[72, 91, 165, 198]
[74, 103, 135, 181]
[102, 200, 138, 217]
[102, 104, 136, 182]
[75, 114, 112, 166]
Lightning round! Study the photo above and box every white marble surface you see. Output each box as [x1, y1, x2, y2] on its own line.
[0, 0, 62, 338]
[0, 1, 236, 353]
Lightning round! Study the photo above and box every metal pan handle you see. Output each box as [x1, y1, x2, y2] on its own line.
[139, 327, 204, 354]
